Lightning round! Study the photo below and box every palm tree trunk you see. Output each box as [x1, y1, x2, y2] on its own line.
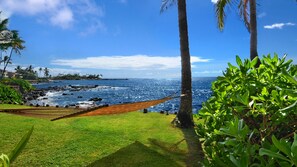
[249, 0, 258, 61]
[2, 48, 13, 78]
[176, 0, 194, 128]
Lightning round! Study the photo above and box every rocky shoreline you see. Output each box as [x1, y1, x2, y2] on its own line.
[23, 84, 104, 108]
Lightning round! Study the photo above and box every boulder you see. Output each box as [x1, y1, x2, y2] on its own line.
[88, 97, 102, 102]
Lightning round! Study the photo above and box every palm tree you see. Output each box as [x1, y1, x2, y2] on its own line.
[0, 14, 11, 66]
[215, 0, 258, 61]
[161, 0, 194, 128]
[15, 65, 22, 78]
[44, 67, 49, 78]
[0, 14, 11, 45]
[15, 65, 21, 72]
[39, 67, 43, 77]
[2, 30, 25, 78]
[26, 65, 34, 73]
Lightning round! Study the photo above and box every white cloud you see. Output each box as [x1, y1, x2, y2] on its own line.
[0, 0, 60, 17]
[51, 55, 211, 70]
[286, 22, 295, 26]
[194, 70, 222, 74]
[50, 8, 73, 29]
[264, 22, 295, 29]
[0, 0, 105, 31]
[211, 0, 219, 4]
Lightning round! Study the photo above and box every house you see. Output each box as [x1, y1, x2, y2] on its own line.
[0, 70, 16, 78]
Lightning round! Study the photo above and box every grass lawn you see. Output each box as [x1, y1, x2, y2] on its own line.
[0, 104, 33, 109]
[0, 111, 188, 166]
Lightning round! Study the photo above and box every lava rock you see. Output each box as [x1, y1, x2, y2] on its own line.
[89, 97, 102, 102]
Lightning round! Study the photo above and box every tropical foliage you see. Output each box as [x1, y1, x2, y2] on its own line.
[0, 78, 33, 104]
[1, 30, 25, 77]
[14, 65, 38, 80]
[0, 78, 34, 93]
[0, 83, 22, 104]
[53, 73, 102, 80]
[0, 14, 25, 78]
[197, 54, 297, 166]
[215, 0, 258, 61]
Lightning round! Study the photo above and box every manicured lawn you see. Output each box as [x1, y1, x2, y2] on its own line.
[0, 104, 32, 109]
[0, 111, 188, 166]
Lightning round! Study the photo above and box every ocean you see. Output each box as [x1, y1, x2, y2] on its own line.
[31, 77, 216, 113]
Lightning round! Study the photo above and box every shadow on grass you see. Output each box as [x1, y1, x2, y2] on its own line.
[87, 141, 181, 167]
[181, 128, 204, 167]
[149, 128, 204, 167]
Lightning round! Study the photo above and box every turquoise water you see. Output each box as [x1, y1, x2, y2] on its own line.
[32, 77, 215, 113]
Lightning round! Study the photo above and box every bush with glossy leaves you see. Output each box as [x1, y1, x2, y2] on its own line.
[197, 54, 297, 166]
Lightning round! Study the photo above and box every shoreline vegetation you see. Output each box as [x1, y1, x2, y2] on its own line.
[28, 78, 129, 84]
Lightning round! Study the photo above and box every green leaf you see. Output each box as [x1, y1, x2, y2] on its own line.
[291, 133, 297, 163]
[279, 100, 297, 112]
[236, 55, 243, 67]
[230, 154, 242, 167]
[235, 91, 249, 105]
[278, 161, 291, 167]
[0, 154, 10, 167]
[272, 135, 291, 157]
[261, 87, 269, 96]
[219, 138, 237, 146]
[282, 69, 297, 85]
[228, 63, 237, 70]
[8, 126, 34, 163]
[259, 148, 291, 162]
[271, 90, 279, 101]
[250, 57, 258, 67]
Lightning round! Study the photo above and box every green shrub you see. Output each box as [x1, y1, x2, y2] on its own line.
[0, 83, 22, 104]
[0, 78, 34, 93]
[197, 54, 297, 166]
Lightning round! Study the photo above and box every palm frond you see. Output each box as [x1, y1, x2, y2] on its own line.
[8, 126, 34, 163]
[160, 0, 177, 13]
[10, 30, 25, 50]
[216, 0, 232, 30]
[239, 0, 250, 32]
[0, 18, 9, 31]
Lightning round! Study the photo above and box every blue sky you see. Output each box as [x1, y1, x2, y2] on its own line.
[0, 0, 296, 78]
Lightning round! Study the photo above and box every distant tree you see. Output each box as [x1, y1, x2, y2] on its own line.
[15, 65, 22, 78]
[52, 73, 102, 80]
[215, 0, 258, 61]
[15, 65, 21, 72]
[38, 67, 43, 77]
[44, 67, 49, 78]
[26, 65, 33, 73]
[13, 65, 38, 80]
[161, 0, 194, 128]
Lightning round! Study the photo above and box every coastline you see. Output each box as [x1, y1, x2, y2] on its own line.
[27, 78, 129, 84]
[24, 78, 213, 113]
